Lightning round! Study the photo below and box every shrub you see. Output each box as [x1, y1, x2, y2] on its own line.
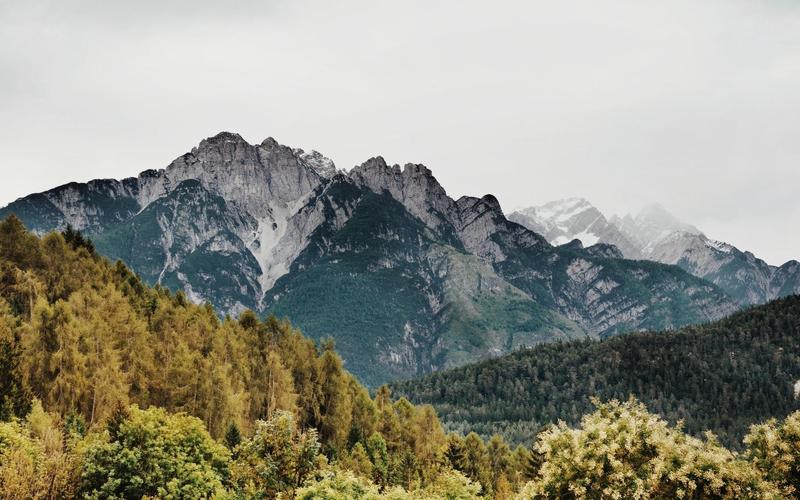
[80, 405, 230, 499]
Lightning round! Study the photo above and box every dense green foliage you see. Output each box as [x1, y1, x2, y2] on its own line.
[80, 405, 231, 498]
[2, 215, 799, 498]
[393, 295, 800, 448]
[0, 216, 530, 497]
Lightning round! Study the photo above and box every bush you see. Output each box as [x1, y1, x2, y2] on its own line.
[80, 405, 230, 499]
[745, 410, 800, 496]
[296, 469, 385, 499]
[296, 468, 481, 500]
[517, 399, 779, 499]
[0, 400, 79, 499]
[231, 410, 322, 498]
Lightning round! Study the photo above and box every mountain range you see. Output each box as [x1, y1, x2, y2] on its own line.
[509, 199, 800, 306]
[0, 132, 739, 385]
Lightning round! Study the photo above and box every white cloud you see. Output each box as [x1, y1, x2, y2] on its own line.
[1, 0, 798, 264]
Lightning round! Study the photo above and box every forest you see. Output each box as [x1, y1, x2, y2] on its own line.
[0, 214, 799, 499]
[393, 294, 800, 449]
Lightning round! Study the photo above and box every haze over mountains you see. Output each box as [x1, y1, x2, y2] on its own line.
[0, 132, 749, 385]
[510, 199, 800, 306]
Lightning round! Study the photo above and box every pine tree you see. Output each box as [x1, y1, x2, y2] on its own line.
[0, 215, 42, 270]
[317, 346, 353, 455]
[444, 433, 465, 470]
[0, 301, 29, 419]
[366, 432, 390, 489]
[460, 432, 492, 495]
[107, 400, 130, 441]
[487, 434, 511, 492]
[224, 422, 242, 450]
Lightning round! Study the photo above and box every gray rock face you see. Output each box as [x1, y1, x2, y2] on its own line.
[0, 132, 742, 384]
[512, 198, 799, 306]
[346, 164, 735, 340]
[769, 260, 800, 298]
[349, 157, 460, 235]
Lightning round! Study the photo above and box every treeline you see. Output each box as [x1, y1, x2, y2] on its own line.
[393, 294, 800, 448]
[0, 216, 526, 498]
[2, 214, 800, 498]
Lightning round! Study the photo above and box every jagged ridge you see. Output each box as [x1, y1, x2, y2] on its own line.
[0, 132, 739, 385]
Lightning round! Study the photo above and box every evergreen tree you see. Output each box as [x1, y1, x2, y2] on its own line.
[232, 411, 321, 498]
[460, 432, 492, 495]
[0, 301, 29, 420]
[366, 432, 390, 488]
[224, 422, 242, 450]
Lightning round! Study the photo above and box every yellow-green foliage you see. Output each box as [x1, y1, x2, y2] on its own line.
[0, 216, 376, 446]
[745, 410, 800, 496]
[0, 216, 797, 499]
[232, 410, 321, 498]
[0, 217, 475, 496]
[517, 399, 781, 499]
[80, 405, 230, 499]
[0, 399, 80, 499]
[295, 468, 482, 500]
[295, 469, 386, 499]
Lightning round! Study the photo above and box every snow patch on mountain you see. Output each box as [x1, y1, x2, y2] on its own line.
[706, 239, 733, 253]
[294, 148, 338, 179]
[514, 197, 799, 306]
[510, 199, 636, 256]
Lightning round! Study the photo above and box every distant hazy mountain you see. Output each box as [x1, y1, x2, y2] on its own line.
[508, 198, 640, 257]
[510, 200, 800, 305]
[0, 133, 737, 385]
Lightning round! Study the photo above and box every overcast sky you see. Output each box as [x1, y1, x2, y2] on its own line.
[1, 0, 798, 264]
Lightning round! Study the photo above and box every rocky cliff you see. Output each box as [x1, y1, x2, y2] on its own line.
[0, 133, 739, 385]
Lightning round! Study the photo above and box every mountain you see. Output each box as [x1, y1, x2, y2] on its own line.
[392, 295, 800, 449]
[1, 215, 788, 500]
[0, 132, 737, 385]
[510, 200, 800, 306]
[508, 198, 640, 257]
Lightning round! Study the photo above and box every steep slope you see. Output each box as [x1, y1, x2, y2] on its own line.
[511, 200, 800, 306]
[450, 194, 735, 337]
[263, 181, 585, 385]
[92, 179, 262, 312]
[393, 295, 800, 449]
[0, 133, 334, 314]
[0, 132, 738, 384]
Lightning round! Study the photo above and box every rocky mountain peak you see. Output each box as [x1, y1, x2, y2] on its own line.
[352, 156, 390, 173]
[401, 162, 434, 178]
[514, 197, 800, 306]
[509, 198, 639, 256]
[633, 204, 703, 237]
[0, 132, 755, 385]
[199, 131, 247, 146]
[349, 157, 457, 232]
[260, 136, 280, 149]
[293, 148, 337, 179]
[476, 194, 503, 216]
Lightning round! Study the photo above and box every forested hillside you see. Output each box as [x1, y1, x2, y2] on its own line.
[394, 295, 800, 449]
[2, 214, 800, 498]
[0, 215, 486, 497]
